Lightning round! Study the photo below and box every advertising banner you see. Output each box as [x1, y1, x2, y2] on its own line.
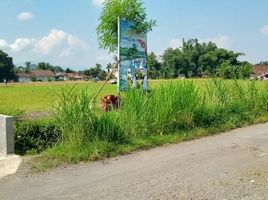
[118, 18, 148, 92]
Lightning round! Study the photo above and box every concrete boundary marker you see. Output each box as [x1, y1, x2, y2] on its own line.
[0, 114, 14, 156]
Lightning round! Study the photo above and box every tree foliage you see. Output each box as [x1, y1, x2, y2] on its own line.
[84, 64, 107, 80]
[147, 52, 161, 79]
[218, 61, 252, 79]
[257, 61, 268, 65]
[0, 50, 15, 82]
[159, 39, 249, 79]
[36, 62, 64, 72]
[96, 0, 156, 52]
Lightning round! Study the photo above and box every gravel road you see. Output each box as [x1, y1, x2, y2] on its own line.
[1, 123, 268, 200]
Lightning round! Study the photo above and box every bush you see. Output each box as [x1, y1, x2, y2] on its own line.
[14, 118, 61, 155]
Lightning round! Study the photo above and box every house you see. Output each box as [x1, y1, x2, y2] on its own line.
[55, 72, 85, 81]
[252, 65, 268, 80]
[32, 70, 56, 81]
[16, 72, 32, 83]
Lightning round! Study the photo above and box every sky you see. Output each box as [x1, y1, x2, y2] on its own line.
[0, 0, 268, 70]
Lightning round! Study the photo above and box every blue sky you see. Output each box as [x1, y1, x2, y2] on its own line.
[0, 0, 268, 70]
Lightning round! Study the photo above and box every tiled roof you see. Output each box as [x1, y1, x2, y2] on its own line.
[16, 72, 32, 78]
[253, 65, 268, 75]
[32, 70, 55, 77]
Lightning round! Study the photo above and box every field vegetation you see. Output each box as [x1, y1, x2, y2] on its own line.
[8, 79, 265, 171]
[1, 79, 266, 115]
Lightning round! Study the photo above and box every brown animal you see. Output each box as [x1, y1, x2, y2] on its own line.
[100, 95, 120, 111]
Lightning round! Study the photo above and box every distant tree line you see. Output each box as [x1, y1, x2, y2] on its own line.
[1, 38, 267, 82]
[148, 39, 253, 79]
[257, 61, 268, 65]
[15, 62, 65, 73]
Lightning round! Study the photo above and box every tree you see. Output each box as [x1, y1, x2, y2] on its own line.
[217, 61, 252, 79]
[147, 52, 161, 79]
[96, 0, 156, 52]
[240, 63, 253, 79]
[36, 62, 64, 72]
[258, 61, 268, 65]
[106, 63, 112, 72]
[0, 50, 15, 82]
[84, 64, 107, 80]
[65, 68, 73, 73]
[218, 62, 234, 79]
[53, 66, 64, 73]
[160, 39, 245, 78]
[37, 62, 48, 70]
[25, 61, 31, 72]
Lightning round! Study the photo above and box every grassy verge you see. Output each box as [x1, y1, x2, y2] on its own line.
[31, 113, 268, 172]
[29, 79, 268, 172]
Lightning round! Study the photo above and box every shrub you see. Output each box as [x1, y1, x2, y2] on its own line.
[14, 118, 61, 155]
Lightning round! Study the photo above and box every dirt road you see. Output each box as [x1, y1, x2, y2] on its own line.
[1, 123, 268, 200]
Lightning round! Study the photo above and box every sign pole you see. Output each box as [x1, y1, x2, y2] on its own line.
[117, 17, 121, 106]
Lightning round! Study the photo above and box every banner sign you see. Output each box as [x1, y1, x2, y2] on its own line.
[118, 18, 148, 92]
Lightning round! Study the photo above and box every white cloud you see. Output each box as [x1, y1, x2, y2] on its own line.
[17, 12, 34, 21]
[92, 0, 104, 7]
[260, 25, 268, 37]
[202, 35, 232, 49]
[169, 35, 232, 49]
[10, 38, 35, 52]
[0, 39, 9, 49]
[96, 55, 113, 62]
[169, 38, 183, 49]
[0, 29, 91, 68]
[35, 29, 88, 56]
[0, 38, 35, 52]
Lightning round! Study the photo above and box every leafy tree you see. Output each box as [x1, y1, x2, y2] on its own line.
[258, 61, 268, 65]
[36, 62, 64, 72]
[37, 62, 48, 70]
[218, 61, 252, 79]
[14, 66, 24, 73]
[0, 50, 15, 82]
[84, 64, 107, 80]
[25, 61, 31, 72]
[97, 0, 156, 52]
[53, 66, 64, 73]
[240, 63, 253, 79]
[106, 63, 112, 72]
[147, 52, 161, 79]
[218, 62, 234, 79]
[65, 68, 73, 73]
[160, 39, 244, 78]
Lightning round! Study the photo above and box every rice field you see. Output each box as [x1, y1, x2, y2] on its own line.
[0, 79, 267, 116]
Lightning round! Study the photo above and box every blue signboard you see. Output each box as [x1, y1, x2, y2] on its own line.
[118, 18, 148, 92]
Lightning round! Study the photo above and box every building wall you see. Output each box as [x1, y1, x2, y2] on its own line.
[36, 77, 55, 82]
[18, 77, 31, 83]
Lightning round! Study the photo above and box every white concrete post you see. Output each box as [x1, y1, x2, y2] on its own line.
[0, 115, 14, 156]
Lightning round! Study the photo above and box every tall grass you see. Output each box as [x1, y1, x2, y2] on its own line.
[44, 79, 268, 166]
[54, 85, 125, 147]
[54, 85, 96, 145]
[55, 80, 268, 142]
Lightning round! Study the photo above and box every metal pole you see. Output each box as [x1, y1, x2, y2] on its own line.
[117, 17, 121, 106]
[91, 61, 119, 105]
